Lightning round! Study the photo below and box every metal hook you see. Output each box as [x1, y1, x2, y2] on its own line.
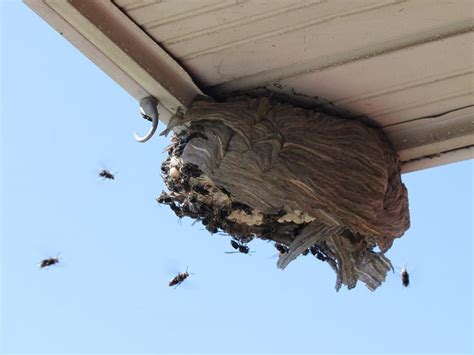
[134, 96, 159, 143]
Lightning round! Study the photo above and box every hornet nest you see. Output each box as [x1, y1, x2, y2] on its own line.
[158, 96, 410, 291]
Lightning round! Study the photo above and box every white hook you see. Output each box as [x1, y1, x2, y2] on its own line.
[134, 96, 159, 143]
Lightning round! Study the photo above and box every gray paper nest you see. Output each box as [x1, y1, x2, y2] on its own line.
[158, 96, 410, 291]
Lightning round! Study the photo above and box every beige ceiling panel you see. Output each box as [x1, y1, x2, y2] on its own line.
[337, 74, 473, 123]
[384, 105, 474, 134]
[113, 0, 159, 12]
[386, 106, 474, 160]
[149, 0, 311, 43]
[172, 0, 397, 60]
[182, 0, 472, 87]
[276, 32, 473, 107]
[119, 0, 228, 27]
[157, 0, 380, 54]
[373, 93, 474, 125]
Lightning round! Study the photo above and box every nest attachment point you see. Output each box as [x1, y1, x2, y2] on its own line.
[158, 96, 410, 291]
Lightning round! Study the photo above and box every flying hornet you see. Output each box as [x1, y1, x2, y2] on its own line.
[168, 267, 193, 289]
[98, 169, 115, 180]
[38, 255, 60, 269]
[400, 268, 410, 287]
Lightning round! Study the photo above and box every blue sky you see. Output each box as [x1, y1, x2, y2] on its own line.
[1, 2, 472, 354]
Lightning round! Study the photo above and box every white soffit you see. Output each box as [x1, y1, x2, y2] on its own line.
[24, 0, 474, 173]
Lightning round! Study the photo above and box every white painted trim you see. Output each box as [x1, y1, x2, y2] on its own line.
[24, 0, 203, 124]
[24, 0, 147, 99]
